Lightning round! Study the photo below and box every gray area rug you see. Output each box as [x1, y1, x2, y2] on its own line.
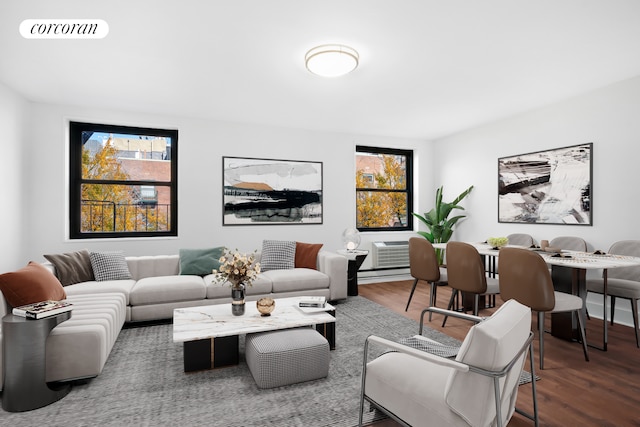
[1, 296, 461, 426]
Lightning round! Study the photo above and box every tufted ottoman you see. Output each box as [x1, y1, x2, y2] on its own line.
[245, 328, 330, 389]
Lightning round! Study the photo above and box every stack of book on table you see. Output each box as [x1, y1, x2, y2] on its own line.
[12, 300, 73, 319]
[299, 296, 326, 308]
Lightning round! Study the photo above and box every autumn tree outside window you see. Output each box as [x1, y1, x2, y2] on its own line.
[356, 146, 413, 231]
[69, 122, 178, 239]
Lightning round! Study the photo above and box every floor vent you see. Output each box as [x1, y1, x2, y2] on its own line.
[371, 241, 410, 269]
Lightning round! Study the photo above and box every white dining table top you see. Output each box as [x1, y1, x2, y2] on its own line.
[433, 242, 640, 270]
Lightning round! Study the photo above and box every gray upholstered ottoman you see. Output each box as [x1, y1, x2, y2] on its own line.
[245, 328, 330, 389]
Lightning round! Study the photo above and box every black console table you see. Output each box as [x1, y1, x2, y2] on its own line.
[338, 250, 369, 296]
[2, 311, 72, 412]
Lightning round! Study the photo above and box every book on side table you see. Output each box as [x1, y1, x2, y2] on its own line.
[12, 300, 73, 319]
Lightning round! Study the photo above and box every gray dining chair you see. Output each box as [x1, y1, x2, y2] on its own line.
[586, 240, 640, 348]
[405, 237, 448, 316]
[507, 233, 536, 247]
[550, 236, 587, 252]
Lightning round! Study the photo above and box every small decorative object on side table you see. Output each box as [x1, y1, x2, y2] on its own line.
[2, 311, 72, 412]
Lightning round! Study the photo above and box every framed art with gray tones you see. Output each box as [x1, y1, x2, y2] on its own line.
[223, 156, 323, 225]
[498, 143, 592, 225]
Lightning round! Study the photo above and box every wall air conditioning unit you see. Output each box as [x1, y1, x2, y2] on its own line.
[371, 241, 410, 269]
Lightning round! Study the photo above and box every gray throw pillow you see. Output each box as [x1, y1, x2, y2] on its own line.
[261, 240, 296, 271]
[44, 249, 95, 286]
[89, 251, 132, 281]
[179, 247, 225, 276]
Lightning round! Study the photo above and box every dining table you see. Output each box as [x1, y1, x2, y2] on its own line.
[434, 242, 640, 351]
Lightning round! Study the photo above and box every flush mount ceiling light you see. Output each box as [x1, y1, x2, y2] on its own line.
[305, 44, 359, 77]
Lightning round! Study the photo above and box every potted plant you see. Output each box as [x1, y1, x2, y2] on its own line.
[412, 185, 474, 263]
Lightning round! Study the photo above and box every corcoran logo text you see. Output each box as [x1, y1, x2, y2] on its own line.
[20, 19, 109, 39]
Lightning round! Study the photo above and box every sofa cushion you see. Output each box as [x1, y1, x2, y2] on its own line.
[46, 292, 126, 382]
[63, 279, 136, 305]
[179, 247, 225, 276]
[127, 255, 180, 280]
[0, 261, 66, 307]
[204, 274, 273, 298]
[44, 249, 95, 286]
[130, 275, 206, 305]
[295, 242, 323, 270]
[90, 251, 133, 281]
[263, 269, 330, 293]
[261, 240, 296, 271]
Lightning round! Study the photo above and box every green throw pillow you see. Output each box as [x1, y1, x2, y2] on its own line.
[179, 247, 225, 276]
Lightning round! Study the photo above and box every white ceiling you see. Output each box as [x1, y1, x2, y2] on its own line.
[2, 0, 640, 140]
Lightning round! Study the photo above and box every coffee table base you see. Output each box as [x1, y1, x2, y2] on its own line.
[182, 322, 336, 372]
[183, 335, 239, 372]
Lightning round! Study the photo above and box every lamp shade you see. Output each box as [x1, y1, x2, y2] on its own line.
[305, 44, 359, 77]
[342, 228, 361, 251]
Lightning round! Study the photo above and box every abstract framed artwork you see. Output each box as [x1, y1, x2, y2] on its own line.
[222, 156, 323, 225]
[498, 143, 593, 225]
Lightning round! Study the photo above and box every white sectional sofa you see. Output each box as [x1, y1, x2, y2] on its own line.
[60, 251, 347, 322]
[0, 250, 347, 392]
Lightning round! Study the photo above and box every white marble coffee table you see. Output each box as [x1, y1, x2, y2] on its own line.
[173, 297, 336, 372]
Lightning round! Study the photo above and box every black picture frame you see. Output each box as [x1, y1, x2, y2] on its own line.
[498, 143, 593, 225]
[222, 156, 323, 225]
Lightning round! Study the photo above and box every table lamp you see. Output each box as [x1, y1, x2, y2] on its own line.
[342, 228, 361, 252]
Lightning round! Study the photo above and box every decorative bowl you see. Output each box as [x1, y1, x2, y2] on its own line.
[256, 297, 275, 316]
[487, 237, 508, 249]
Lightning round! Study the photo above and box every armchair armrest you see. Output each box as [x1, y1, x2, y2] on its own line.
[364, 335, 469, 372]
[318, 251, 348, 301]
[419, 306, 484, 334]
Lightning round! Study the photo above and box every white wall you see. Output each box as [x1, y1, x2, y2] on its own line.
[22, 103, 433, 264]
[0, 82, 29, 271]
[433, 75, 640, 324]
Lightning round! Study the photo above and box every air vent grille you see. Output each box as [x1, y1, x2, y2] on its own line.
[371, 241, 410, 269]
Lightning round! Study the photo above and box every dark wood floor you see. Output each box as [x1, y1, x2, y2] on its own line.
[358, 280, 640, 427]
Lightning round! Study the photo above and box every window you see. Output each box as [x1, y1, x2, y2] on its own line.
[69, 122, 178, 239]
[356, 146, 413, 231]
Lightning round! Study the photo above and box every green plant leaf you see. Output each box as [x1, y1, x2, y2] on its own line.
[416, 231, 434, 242]
[413, 185, 473, 244]
[451, 185, 474, 205]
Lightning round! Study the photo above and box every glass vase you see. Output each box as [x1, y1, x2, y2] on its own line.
[231, 284, 245, 316]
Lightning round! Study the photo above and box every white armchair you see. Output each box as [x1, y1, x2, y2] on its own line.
[358, 300, 538, 427]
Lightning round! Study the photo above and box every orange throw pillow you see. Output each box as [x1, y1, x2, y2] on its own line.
[0, 261, 66, 307]
[295, 242, 324, 270]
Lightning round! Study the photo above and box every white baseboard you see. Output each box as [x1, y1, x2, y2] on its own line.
[586, 294, 636, 328]
[357, 270, 411, 285]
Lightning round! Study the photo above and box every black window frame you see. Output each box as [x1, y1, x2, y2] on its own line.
[355, 145, 414, 232]
[69, 121, 178, 239]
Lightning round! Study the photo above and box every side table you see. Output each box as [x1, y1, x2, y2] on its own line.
[2, 311, 72, 412]
[337, 249, 368, 296]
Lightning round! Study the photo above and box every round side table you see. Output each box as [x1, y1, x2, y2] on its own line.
[2, 310, 72, 412]
[337, 249, 369, 296]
